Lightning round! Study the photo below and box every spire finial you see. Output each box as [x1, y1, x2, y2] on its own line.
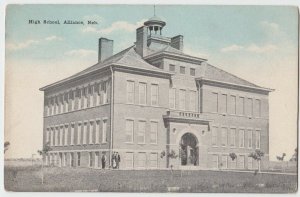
[154, 5, 156, 16]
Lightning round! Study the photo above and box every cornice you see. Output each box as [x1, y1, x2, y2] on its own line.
[144, 51, 207, 65]
[196, 77, 274, 94]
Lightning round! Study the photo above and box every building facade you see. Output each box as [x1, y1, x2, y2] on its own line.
[40, 16, 273, 170]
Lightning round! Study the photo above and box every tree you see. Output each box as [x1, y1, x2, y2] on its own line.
[37, 142, 52, 184]
[276, 153, 286, 161]
[229, 153, 237, 161]
[4, 141, 10, 154]
[290, 148, 297, 162]
[248, 150, 264, 173]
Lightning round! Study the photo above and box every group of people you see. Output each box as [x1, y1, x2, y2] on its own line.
[101, 152, 121, 169]
[111, 152, 121, 169]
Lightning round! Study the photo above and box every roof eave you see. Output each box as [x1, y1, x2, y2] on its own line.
[196, 77, 274, 93]
[144, 51, 207, 64]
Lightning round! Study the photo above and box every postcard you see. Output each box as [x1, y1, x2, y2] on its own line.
[4, 4, 298, 193]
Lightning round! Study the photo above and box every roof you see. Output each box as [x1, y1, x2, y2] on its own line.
[40, 46, 171, 91]
[199, 63, 260, 87]
[145, 45, 207, 63]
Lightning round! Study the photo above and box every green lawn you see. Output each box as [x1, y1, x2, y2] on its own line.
[4, 165, 297, 193]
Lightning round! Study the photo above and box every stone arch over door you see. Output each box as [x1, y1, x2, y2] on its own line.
[176, 126, 201, 166]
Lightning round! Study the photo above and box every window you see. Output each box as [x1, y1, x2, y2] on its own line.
[95, 83, 100, 106]
[102, 120, 107, 143]
[83, 122, 87, 144]
[50, 128, 54, 146]
[70, 124, 74, 145]
[212, 126, 218, 146]
[55, 127, 59, 146]
[151, 84, 159, 106]
[150, 122, 158, 144]
[255, 130, 260, 149]
[59, 126, 63, 146]
[139, 82, 147, 105]
[237, 97, 244, 115]
[89, 86, 94, 107]
[62, 153, 66, 167]
[77, 123, 82, 145]
[179, 89, 186, 110]
[46, 128, 50, 143]
[55, 97, 59, 114]
[221, 155, 228, 169]
[89, 152, 93, 167]
[78, 89, 82, 110]
[245, 98, 253, 117]
[89, 122, 94, 144]
[149, 153, 158, 168]
[83, 88, 88, 108]
[190, 68, 195, 76]
[219, 94, 227, 114]
[248, 157, 253, 170]
[137, 152, 147, 168]
[229, 128, 236, 147]
[254, 99, 261, 117]
[64, 94, 68, 113]
[221, 127, 227, 147]
[180, 66, 185, 74]
[95, 121, 100, 144]
[125, 120, 134, 143]
[189, 90, 196, 111]
[127, 81, 135, 104]
[169, 88, 176, 109]
[229, 157, 236, 169]
[103, 81, 108, 104]
[59, 95, 63, 114]
[64, 125, 69, 146]
[125, 152, 134, 169]
[239, 129, 245, 148]
[248, 130, 253, 148]
[169, 64, 175, 72]
[70, 153, 75, 167]
[95, 152, 100, 168]
[71, 91, 75, 111]
[51, 98, 54, 115]
[77, 152, 81, 166]
[228, 95, 236, 114]
[138, 121, 146, 144]
[212, 92, 218, 113]
[238, 155, 245, 169]
[212, 155, 218, 169]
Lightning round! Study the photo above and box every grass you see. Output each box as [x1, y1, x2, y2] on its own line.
[4, 165, 297, 193]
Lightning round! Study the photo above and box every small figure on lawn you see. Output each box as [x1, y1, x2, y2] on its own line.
[112, 152, 117, 169]
[116, 152, 121, 169]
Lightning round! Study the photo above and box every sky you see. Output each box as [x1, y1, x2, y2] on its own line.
[4, 5, 298, 161]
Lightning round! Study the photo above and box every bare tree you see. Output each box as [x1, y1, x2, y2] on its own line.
[37, 142, 51, 184]
[248, 150, 264, 173]
[290, 148, 297, 162]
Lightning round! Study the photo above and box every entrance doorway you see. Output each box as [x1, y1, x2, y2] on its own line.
[180, 133, 199, 166]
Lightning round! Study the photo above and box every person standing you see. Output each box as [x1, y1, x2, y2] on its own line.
[116, 152, 121, 169]
[101, 152, 107, 169]
[112, 152, 117, 169]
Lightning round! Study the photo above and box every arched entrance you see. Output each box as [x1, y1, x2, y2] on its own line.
[180, 133, 199, 166]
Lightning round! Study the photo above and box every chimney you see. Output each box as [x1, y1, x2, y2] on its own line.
[170, 35, 183, 51]
[98, 38, 113, 62]
[136, 26, 148, 57]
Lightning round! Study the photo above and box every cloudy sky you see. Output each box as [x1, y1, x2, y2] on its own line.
[5, 5, 298, 160]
